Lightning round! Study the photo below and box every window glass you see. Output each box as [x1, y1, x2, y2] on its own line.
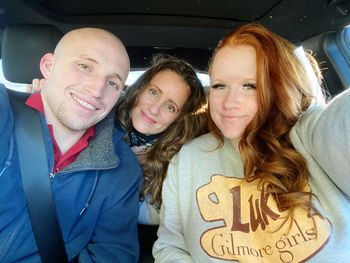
[127, 71, 210, 87]
[294, 46, 325, 105]
[0, 60, 27, 91]
[345, 26, 350, 49]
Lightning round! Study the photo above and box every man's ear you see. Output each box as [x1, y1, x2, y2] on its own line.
[40, 53, 54, 78]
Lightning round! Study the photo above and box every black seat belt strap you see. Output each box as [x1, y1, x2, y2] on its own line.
[7, 89, 68, 263]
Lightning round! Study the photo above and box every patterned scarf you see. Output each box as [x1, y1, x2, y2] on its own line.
[127, 130, 160, 155]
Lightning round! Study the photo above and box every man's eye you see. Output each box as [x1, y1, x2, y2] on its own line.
[78, 63, 90, 71]
[109, 80, 119, 90]
[211, 83, 225, 90]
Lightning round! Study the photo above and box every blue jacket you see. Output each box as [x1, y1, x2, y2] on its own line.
[0, 86, 142, 262]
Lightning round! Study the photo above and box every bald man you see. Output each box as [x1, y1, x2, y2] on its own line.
[0, 28, 141, 262]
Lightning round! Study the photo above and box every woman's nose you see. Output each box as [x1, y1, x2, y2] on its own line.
[223, 87, 240, 109]
[149, 101, 162, 115]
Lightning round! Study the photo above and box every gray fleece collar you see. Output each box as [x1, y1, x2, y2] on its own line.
[63, 111, 120, 171]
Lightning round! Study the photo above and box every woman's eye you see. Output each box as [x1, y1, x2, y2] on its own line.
[166, 104, 176, 113]
[243, 83, 256, 90]
[211, 83, 225, 90]
[149, 88, 158, 97]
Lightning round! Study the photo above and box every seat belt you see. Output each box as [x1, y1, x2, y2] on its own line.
[7, 88, 69, 263]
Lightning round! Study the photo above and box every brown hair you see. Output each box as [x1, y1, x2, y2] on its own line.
[208, 24, 322, 225]
[116, 54, 208, 208]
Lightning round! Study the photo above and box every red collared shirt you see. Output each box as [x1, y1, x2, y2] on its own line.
[26, 93, 95, 173]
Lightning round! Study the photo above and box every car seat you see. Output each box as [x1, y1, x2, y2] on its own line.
[1, 23, 62, 84]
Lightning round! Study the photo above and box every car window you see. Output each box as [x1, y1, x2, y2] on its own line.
[294, 47, 325, 105]
[0, 60, 27, 91]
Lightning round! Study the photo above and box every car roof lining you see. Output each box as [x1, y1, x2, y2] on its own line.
[29, 0, 280, 21]
[12, 0, 349, 44]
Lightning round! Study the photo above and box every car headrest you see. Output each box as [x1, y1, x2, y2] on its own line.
[1, 24, 63, 83]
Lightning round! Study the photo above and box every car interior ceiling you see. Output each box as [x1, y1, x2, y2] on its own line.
[0, 0, 350, 96]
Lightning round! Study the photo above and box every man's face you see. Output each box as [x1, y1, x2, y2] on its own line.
[41, 29, 129, 133]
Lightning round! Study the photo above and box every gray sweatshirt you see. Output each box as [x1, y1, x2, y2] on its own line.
[153, 89, 350, 263]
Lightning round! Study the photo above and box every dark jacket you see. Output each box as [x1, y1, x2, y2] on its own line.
[0, 86, 142, 262]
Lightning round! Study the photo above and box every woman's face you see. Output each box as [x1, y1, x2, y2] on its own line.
[131, 69, 190, 135]
[209, 45, 258, 149]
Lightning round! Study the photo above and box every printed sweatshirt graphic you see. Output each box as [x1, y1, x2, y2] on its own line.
[196, 175, 330, 263]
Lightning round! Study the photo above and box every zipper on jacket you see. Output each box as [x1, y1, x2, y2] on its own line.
[49, 172, 56, 179]
[49, 164, 119, 180]
[49, 159, 56, 179]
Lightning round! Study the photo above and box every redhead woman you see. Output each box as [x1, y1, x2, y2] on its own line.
[153, 24, 350, 263]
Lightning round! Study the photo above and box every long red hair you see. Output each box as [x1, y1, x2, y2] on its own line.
[209, 24, 322, 225]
